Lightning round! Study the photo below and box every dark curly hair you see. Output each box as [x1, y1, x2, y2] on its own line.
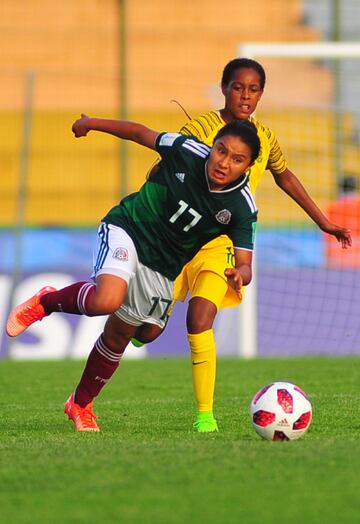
[221, 58, 266, 89]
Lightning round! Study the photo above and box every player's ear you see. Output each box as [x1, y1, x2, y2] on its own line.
[221, 83, 228, 96]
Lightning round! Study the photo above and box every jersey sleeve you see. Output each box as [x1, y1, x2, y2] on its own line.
[155, 132, 184, 160]
[228, 211, 258, 251]
[156, 132, 182, 149]
[179, 111, 224, 146]
[264, 126, 287, 175]
[155, 132, 210, 162]
[180, 119, 204, 140]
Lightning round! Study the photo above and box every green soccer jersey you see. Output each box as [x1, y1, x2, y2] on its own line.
[102, 132, 257, 280]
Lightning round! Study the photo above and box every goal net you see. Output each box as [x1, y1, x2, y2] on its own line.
[216, 42, 360, 358]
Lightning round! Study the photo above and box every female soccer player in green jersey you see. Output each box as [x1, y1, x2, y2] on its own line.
[81, 58, 351, 434]
[6, 117, 261, 432]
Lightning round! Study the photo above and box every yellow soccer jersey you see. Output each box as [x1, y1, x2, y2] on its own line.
[180, 109, 286, 192]
[180, 110, 287, 250]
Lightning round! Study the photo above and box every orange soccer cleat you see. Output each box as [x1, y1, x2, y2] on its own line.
[6, 286, 56, 337]
[64, 394, 100, 432]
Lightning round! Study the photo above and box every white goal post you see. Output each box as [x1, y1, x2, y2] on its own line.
[236, 41, 360, 359]
[240, 42, 360, 59]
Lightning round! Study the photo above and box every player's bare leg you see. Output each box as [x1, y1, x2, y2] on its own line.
[130, 320, 164, 347]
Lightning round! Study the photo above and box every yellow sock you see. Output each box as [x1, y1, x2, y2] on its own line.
[187, 329, 216, 413]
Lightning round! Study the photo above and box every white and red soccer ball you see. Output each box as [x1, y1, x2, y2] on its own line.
[250, 381, 312, 441]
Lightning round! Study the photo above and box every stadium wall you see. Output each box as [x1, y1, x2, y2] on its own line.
[2, 228, 360, 359]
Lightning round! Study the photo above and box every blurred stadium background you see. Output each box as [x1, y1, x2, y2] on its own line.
[2, 0, 360, 359]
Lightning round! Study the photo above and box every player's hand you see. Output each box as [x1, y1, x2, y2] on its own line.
[224, 268, 243, 299]
[72, 114, 91, 137]
[323, 223, 352, 249]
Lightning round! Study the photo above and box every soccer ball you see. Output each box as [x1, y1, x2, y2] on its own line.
[250, 381, 312, 441]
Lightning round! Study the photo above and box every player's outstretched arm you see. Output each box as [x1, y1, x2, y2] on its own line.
[273, 168, 352, 249]
[72, 114, 159, 150]
[224, 248, 253, 299]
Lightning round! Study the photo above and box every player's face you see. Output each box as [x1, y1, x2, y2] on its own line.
[207, 135, 254, 190]
[221, 67, 263, 122]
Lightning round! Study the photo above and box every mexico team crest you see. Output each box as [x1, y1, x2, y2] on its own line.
[112, 247, 129, 261]
[215, 209, 231, 224]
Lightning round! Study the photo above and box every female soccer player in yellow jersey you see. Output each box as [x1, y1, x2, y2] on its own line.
[168, 57, 351, 432]
[121, 58, 350, 433]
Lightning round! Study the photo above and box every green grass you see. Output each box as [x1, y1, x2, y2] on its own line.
[1, 356, 359, 524]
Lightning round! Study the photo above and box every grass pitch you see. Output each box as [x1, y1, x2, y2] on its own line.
[1, 356, 359, 524]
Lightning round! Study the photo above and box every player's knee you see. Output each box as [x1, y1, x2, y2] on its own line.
[103, 324, 130, 353]
[187, 316, 213, 334]
[135, 323, 164, 344]
[187, 297, 217, 333]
